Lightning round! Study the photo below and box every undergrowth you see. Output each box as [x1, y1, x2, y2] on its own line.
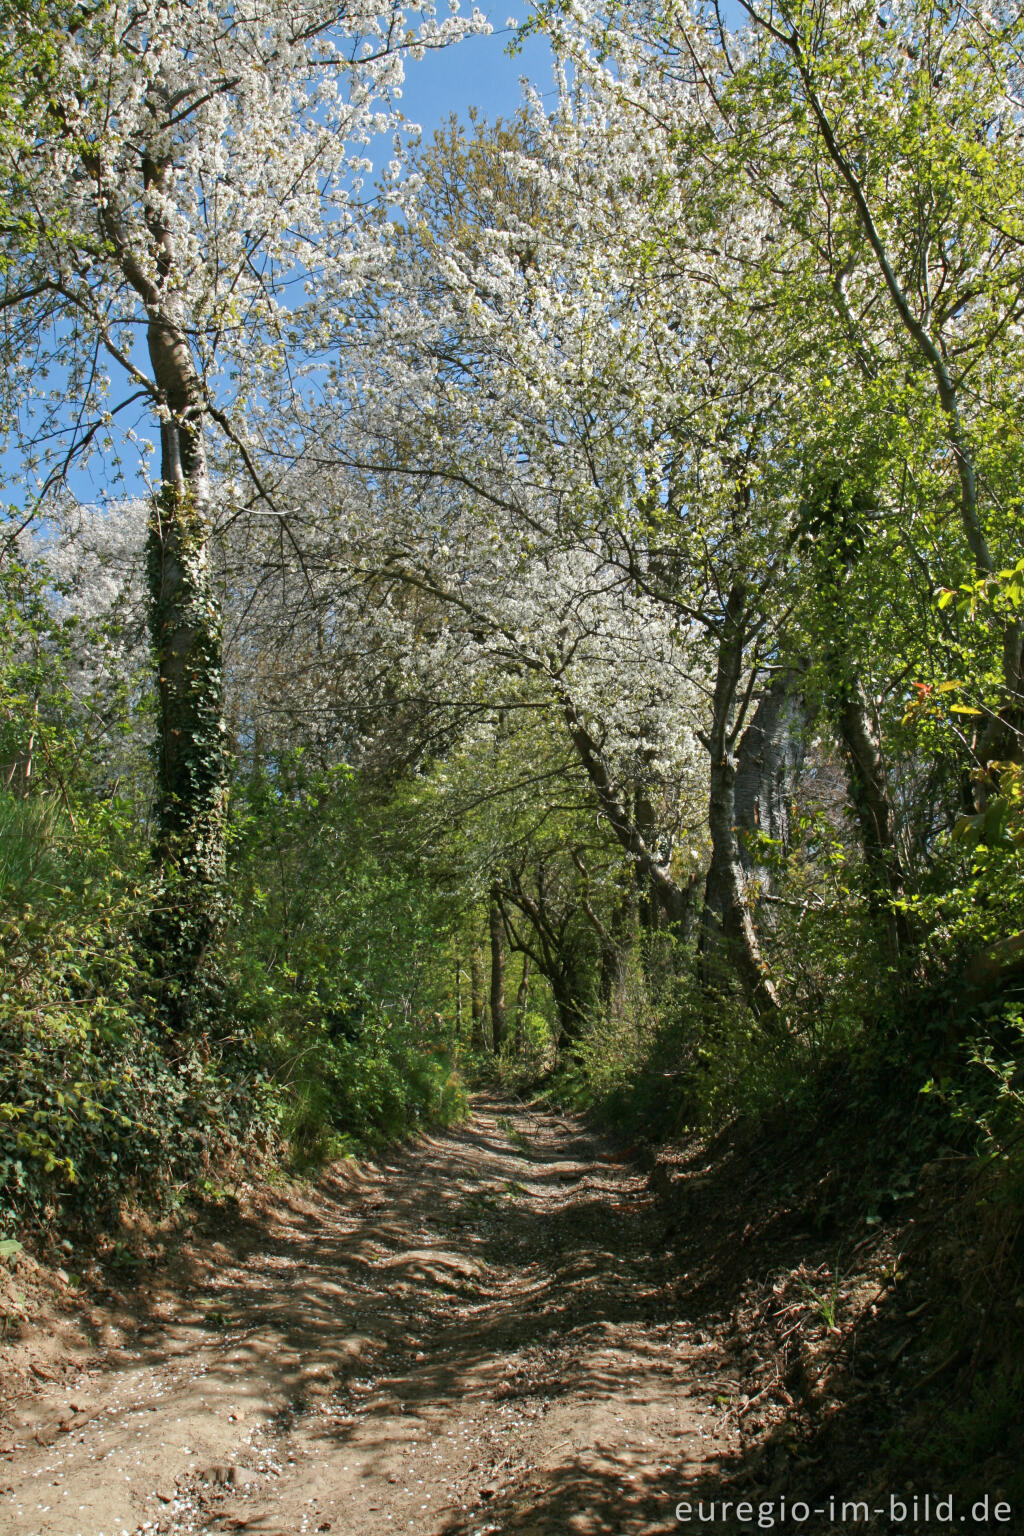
[0, 550, 470, 1242]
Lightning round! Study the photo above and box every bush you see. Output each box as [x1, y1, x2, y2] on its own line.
[0, 547, 271, 1239]
[0, 872, 274, 1238]
[224, 757, 470, 1162]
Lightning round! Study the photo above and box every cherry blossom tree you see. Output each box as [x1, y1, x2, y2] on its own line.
[302, 80, 810, 1017]
[0, 0, 482, 1026]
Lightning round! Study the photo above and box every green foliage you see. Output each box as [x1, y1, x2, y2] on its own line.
[901, 808, 1024, 995]
[502, 1009, 555, 1085]
[1, 0, 1022, 1274]
[923, 1007, 1024, 1180]
[0, 538, 269, 1236]
[0, 527, 476, 1241]
[224, 756, 469, 1158]
[0, 792, 64, 902]
[546, 937, 696, 1137]
[0, 790, 276, 1233]
[275, 1017, 467, 1167]
[905, 1360, 1024, 1505]
[753, 811, 900, 1039]
[562, 970, 664, 1116]
[0, 763, 278, 1233]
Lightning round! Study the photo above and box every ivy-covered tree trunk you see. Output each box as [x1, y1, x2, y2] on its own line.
[142, 159, 227, 1032]
[455, 958, 464, 1035]
[550, 967, 587, 1046]
[146, 484, 226, 1031]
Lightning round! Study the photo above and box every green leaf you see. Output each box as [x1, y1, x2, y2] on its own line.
[0, 1238, 23, 1259]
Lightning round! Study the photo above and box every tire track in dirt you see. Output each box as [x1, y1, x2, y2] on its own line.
[0, 1098, 742, 1536]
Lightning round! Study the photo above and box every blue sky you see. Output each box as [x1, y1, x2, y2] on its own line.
[395, 8, 558, 139]
[396, 0, 747, 132]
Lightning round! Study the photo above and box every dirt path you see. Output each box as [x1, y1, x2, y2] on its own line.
[1, 1099, 744, 1536]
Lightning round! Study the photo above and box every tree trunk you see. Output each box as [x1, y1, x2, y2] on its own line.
[141, 161, 227, 1033]
[834, 678, 913, 963]
[550, 968, 587, 1047]
[488, 884, 507, 1053]
[699, 584, 782, 1022]
[514, 952, 531, 1037]
[807, 485, 914, 969]
[734, 667, 808, 886]
[562, 699, 698, 938]
[470, 946, 486, 1050]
